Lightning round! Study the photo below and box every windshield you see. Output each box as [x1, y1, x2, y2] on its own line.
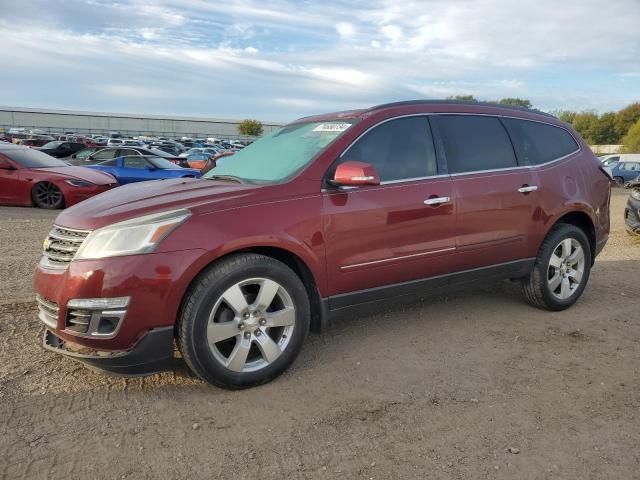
[42, 141, 63, 149]
[148, 156, 180, 169]
[203, 121, 354, 182]
[4, 148, 69, 168]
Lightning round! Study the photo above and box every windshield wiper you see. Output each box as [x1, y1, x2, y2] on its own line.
[205, 175, 244, 184]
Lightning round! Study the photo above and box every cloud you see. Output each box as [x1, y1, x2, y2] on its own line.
[335, 22, 355, 38]
[0, 0, 638, 121]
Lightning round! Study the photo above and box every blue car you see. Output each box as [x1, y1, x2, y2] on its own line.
[86, 156, 201, 184]
[610, 161, 640, 186]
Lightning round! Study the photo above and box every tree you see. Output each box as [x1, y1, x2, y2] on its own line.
[622, 118, 640, 153]
[555, 110, 577, 124]
[446, 95, 477, 102]
[498, 98, 532, 109]
[238, 119, 263, 136]
[571, 112, 599, 144]
[614, 102, 640, 141]
[590, 112, 617, 145]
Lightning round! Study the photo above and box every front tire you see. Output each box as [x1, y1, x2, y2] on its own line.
[178, 253, 310, 389]
[32, 182, 65, 209]
[521, 224, 592, 311]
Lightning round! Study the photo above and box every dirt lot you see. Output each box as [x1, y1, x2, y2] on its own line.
[1, 191, 639, 479]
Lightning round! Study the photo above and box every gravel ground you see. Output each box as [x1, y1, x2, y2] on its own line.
[1, 191, 639, 479]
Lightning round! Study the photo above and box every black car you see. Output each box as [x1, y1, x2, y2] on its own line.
[625, 179, 640, 235]
[66, 146, 106, 165]
[36, 141, 86, 158]
[78, 146, 185, 166]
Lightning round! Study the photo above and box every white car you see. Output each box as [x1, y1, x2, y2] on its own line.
[600, 153, 640, 166]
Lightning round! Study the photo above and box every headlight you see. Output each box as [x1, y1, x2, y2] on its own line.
[65, 179, 94, 187]
[632, 189, 640, 201]
[75, 209, 191, 260]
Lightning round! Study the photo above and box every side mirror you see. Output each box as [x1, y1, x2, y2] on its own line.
[146, 165, 156, 171]
[330, 161, 380, 187]
[0, 160, 15, 170]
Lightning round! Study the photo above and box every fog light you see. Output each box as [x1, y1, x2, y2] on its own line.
[65, 297, 130, 338]
[67, 297, 130, 309]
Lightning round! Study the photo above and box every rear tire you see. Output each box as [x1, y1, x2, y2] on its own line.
[178, 253, 310, 389]
[521, 223, 592, 311]
[613, 176, 624, 187]
[32, 182, 65, 209]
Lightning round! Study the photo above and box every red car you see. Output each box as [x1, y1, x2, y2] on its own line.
[34, 100, 611, 389]
[0, 144, 117, 209]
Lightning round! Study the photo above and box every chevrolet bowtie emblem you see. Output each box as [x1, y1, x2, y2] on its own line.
[43, 238, 50, 251]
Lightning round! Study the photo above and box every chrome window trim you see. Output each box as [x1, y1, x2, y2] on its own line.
[335, 112, 582, 184]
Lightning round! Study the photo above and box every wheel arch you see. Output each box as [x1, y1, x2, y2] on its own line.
[177, 246, 327, 335]
[545, 210, 596, 264]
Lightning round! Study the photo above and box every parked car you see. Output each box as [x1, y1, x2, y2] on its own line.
[183, 152, 211, 170]
[79, 146, 183, 165]
[0, 144, 117, 209]
[179, 147, 220, 158]
[600, 154, 640, 166]
[35, 141, 87, 158]
[34, 100, 610, 389]
[609, 161, 640, 185]
[16, 137, 54, 147]
[66, 146, 106, 164]
[624, 179, 640, 235]
[201, 151, 234, 174]
[107, 138, 124, 146]
[122, 140, 147, 148]
[85, 155, 200, 183]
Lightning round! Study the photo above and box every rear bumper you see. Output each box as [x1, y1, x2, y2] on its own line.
[43, 326, 175, 376]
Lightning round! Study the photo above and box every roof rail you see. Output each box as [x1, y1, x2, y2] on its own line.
[367, 99, 556, 119]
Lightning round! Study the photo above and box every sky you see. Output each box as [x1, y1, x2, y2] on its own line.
[0, 0, 639, 122]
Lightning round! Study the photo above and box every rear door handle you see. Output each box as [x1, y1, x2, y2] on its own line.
[423, 196, 451, 206]
[517, 185, 538, 193]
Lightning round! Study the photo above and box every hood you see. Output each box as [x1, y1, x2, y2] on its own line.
[39, 166, 117, 185]
[55, 178, 271, 230]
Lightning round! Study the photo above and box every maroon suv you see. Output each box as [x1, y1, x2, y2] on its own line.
[34, 100, 611, 389]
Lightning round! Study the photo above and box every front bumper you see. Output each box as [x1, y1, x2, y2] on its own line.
[624, 196, 640, 234]
[34, 248, 207, 351]
[64, 184, 116, 207]
[43, 326, 174, 376]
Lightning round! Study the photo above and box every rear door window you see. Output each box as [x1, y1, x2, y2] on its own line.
[504, 118, 579, 165]
[434, 115, 517, 173]
[341, 116, 437, 181]
[621, 162, 640, 172]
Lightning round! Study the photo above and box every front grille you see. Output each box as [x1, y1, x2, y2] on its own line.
[36, 295, 59, 328]
[41, 225, 90, 269]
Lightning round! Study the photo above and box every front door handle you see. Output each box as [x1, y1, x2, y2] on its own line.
[424, 196, 451, 206]
[517, 185, 538, 193]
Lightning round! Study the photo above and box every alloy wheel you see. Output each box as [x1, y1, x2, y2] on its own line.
[547, 238, 585, 300]
[34, 182, 63, 208]
[207, 278, 296, 373]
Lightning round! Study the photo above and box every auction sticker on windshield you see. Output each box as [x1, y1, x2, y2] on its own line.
[312, 123, 352, 132]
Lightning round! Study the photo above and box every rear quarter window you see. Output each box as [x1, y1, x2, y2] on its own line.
[504, 118, 579, 166]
